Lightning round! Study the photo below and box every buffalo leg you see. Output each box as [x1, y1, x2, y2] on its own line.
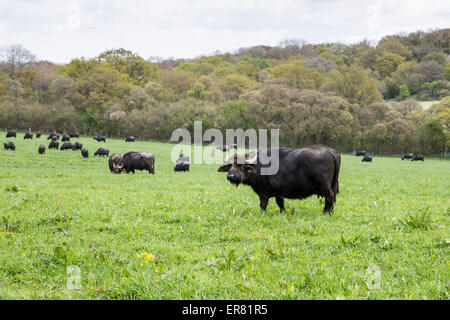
[275, 196, 285, 212]
[322, 186, 334, 214]
[259, 195, 269, 211]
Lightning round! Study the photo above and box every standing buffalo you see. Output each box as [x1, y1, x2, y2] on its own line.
[60, 142, 74, 150]
[47, 133, 59, 140]
[38, 145, 45, 154]
[4, 142, 15, 150]
[361, 155, 372, 162]
[36, 132, 41, 138]
[48, 140, 59, 149]
[108, 153, 123, 172]
[412, 155, 425, 161]
[125, 136, 136, 142]
[61, 135, 70, 142]
[81, 148, 89, 158]
[402, 153, 413, 160]
[94, 147, 109, 157]
[174, 154, 190, 172]
[355, 150, 366, 156]
[72, 142, 83, 150]
[218, 145, 341, 213]
[24, 132, 33, 139]
[93, 135, 106, 142]
[69, 132, 80, 138]
[114, 152, 155, 174]
[6, 131, 16, 138]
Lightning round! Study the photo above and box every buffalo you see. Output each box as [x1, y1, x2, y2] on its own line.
[61, 135, 70, 142]
[72, 142, 83, 150]
[218, 145, 341, 213]
[38, 145, 45, 154]
[47, 133, 59, 140]
[355, 150, 366, 156]
[412, 155, 425, 161]
[108, 153, 123, 172]
[361, 155, 372, 162]
[60, 142, 74, 150]
[36, 132, 41, 138]
[402, 153, 413, 160]
[48, 140, 59, 149]
[24, 132, 33, 139]
[174, 154, 190, 172]
[94, 147, 109, 157]
[93, 135, 106, 142]
[4, 141, 15, 150]
[6, 131, 16, 138]
[114, 152, 155, 174]
[69, 132, 80, 138]
[125, 136, 136, 142]
[81, 148, 89, 158]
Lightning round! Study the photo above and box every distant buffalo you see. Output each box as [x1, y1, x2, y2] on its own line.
[6, 131, 16, 138]
[94, 147, 109, 157]
[48, 140, 59, 149]
[412, 155, 424, 161]
[174, 154, 190, 172]
[24, 132, 33, 139]
[36, 132, 41, 138]
[81, 148, 89, 158]
[355, 150, 366, 156]
[69, 132, 80, 138]
[93, 135, 106, 142]
[4, 142, 15, 150]
[60, 142, 74, 150]
[108, 153, 123, 172]
[38, 145, 45, 154]
[61, 135, 70, 142]
[361, 155, 372, 162]
[401, 153, 413, 160]
[114, 152, 155, 174]
[125, 136, 136, 142]
[47, 133, 59, 140]
[72, 142, 83, 150]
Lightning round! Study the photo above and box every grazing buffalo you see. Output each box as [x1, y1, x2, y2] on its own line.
[36, 132, 41, 138]
[48, 140, 59, 149]
[361, 155, 372, 162]
[60, 142, 74, 150]
[47, 133, 59, 140]
[38, 145, 45, 154]
[61, 135, 70, 142]
[94, 147, 109, 157]
[81, 148, 89, 158]
[93, 135, 106, 142]
[108, 153, 123, 172]
[125, 136, 136, 142]
[174, 154, 190, 172]
[402, 153, 413, 160]
[114, 152, 155, 174]
[24, 132, 33, 139]
[4, 142, 15, 150]
[412, 155, 424, 161]
[355, 150, 366, 156]
[72, 142, 83, 150]
[6, 131, 16, 138]
[69, 132, 80, 138]
[217, 145, 230, 152]
[218, 145, 341, 213]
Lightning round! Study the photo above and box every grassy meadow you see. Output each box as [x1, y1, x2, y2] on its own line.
[0, 132, 449, 299]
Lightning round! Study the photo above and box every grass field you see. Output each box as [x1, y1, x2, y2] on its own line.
[0, 132, 448, 300]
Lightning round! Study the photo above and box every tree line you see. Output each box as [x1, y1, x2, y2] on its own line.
[0, 29, 449, 155]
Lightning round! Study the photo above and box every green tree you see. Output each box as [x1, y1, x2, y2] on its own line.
[399, 84, 410, 99]
[375, 53, 406, 78]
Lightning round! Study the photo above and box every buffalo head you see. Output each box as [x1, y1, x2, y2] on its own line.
[218, 152, 257, 186]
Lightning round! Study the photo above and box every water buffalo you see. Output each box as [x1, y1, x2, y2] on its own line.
[6, 131, 16, 138]
[218, 145, 341, 213]
[108, 153, 123, 172]
[174, 154, 190, 172]
[361, 155, 372, 162]
[4, 141, 15, 150]
[125, 136, 136, 142]
[114, 152, 155, 174]
[355, 150, 366, 156]
[61, 135, 70, 142]
[48, 140, 59, 149]
[93, 135, 106, 142]
[81, 148, 89, 158]
[401, 153, 413, 160]
[47, 133, 59, 140]
[36, 131, 41, 138]
[412, 155, 424, 161]
[94, 147, 109, 157]
[24, 132, 33, 139]
[60, 142, 74, 150]
[38, 145, 45, 154]
[72, 142, 83, 150]
[69, 132, 80, 138]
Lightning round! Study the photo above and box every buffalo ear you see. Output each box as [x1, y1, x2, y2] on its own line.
[245, 165, 256, 174]
[218, 164, 231, 172]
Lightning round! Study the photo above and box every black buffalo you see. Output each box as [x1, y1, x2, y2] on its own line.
[69, 132, 80, 138]
[24, 132, 33, 139]
[94, 147, 109, 157]
[174, 154, 190, 172]
[218, 145, 341, 213]
[401, 153, 413, 160]
[114, 152, 155, 174]
[93, 135, 106, 142]
[38, 145, 45, 154]
[72, 142, 83, 150]
[60, 142, 74, 150]
[125, 136, 136, 142]
[49, 140, 59, 149]
[412, 155, 424, 161]
[355, 150, 366, 156]
[81, 148, 89, 158]
[108, 153, 123, 172]
[47, 133, 59, 140]
[6, 131, 16, 138]
[61, 135, 70, 142]
[361, 155, 372, 162]
[36, 132, 41, 138]
[4, 141, 15, 150]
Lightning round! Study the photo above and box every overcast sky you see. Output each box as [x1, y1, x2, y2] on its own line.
[0, 0, 448, 63]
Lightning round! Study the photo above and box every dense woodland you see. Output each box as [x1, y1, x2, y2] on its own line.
[0, 29, 449, 155]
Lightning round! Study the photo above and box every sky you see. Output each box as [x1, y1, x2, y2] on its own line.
[0, 0, 448, 63]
